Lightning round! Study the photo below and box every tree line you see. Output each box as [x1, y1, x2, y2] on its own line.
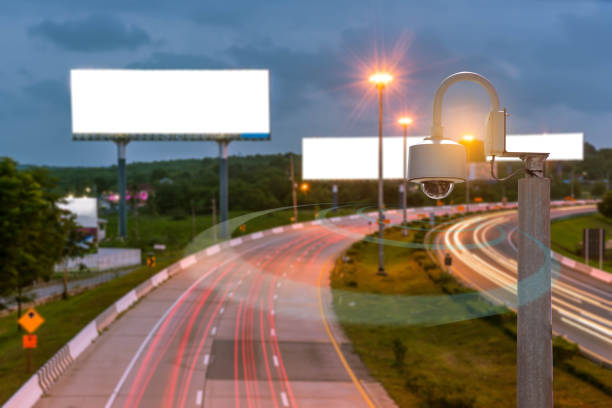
[39, 143, 611, 218]
[0, 158, 88, 318]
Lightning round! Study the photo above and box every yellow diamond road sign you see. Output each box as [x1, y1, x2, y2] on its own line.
[18, 307, 44, 334]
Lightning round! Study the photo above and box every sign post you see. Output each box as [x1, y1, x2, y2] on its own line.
[18, 307, 44, 374]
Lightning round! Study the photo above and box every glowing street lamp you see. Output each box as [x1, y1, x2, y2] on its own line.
[370, 71, 392, 276]
[299, 182, 310, 193]
[398, 116, 413, 236]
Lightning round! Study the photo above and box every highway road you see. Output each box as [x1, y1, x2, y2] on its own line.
[36, 219, 395, 408]
[433, 205, 612, 364]
[32, 203, 610, 408]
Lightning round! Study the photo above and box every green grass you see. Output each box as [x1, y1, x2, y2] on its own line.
[551, 213, 612, 273]
[101, 206, 357, 251]
[0, 257, 176, 404]
[330, 227, 612, 408]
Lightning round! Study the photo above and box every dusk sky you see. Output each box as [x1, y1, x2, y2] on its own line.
[1, 0, 610, 166]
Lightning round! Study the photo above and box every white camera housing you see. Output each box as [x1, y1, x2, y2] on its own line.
[408, 138, 466, 199]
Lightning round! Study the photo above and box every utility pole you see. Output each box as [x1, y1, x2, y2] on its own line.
[191, 199, 196, 240]
[570, 167, 575, 198]
[465, 172, 470, 212]
[290, 154, 298, 222]
[211, 197, 217, 243]
[402, 122, 408, 236]
[517, 154, 552, 408]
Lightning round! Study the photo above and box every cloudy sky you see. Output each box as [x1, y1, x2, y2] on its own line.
[0, 0, 610, 166]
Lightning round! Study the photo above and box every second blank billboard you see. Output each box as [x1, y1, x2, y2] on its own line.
[303, 133, 583, 180]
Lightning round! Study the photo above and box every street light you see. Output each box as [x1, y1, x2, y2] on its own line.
[398, 116, 413, 236]
[300, 182, 310, 193]
[409, 72, 552, 408]
[370, 71, 393, 276]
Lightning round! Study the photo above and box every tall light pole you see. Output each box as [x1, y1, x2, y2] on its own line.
[369, 72, 393, 276]
[398, 116, 413, 236]
[409, 72, 552, 408]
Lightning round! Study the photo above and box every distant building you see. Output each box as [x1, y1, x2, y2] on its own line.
[58, 197, 106, 242]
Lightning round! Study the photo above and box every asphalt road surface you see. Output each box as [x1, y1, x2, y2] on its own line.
[34, 203, 610, 408]
[433, 205, 611, 364]
[36, 218, 395, 408]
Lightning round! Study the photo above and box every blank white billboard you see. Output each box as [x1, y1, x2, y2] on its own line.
[303, 133, 583, 180]
[495, 133, 583, 161]
[70, 69, 270, 139]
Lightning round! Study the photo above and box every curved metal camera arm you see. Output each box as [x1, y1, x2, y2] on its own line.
[431, 72, 501, 140]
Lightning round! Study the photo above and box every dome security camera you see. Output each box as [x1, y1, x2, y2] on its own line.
[408, 138, 467, 200]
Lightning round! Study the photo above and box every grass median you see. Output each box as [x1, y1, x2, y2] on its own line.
[551, 212, 611, 273]
[330, 226, 612, 408]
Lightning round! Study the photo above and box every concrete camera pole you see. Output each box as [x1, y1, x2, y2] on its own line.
[518, 154, 552, 408]
[427, 72, 553, 408]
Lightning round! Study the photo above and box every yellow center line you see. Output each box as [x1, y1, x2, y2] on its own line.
[317, 264, 376, 408]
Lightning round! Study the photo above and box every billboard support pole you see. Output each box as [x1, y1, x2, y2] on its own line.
[116, 140, 128, 239]
[332, 184, 338, 213]
[218, 140, 230, 239]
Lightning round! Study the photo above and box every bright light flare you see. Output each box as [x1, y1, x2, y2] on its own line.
[398, 117, 413, 126]
[368, 72, 393, 87]
[299, 182, 310, 192]
[461, 134, 474, 142]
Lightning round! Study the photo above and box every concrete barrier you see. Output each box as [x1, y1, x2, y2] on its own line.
[67, 321, 98, 360]
[3, 375, 44, 408]
[115, 290, 138, 314]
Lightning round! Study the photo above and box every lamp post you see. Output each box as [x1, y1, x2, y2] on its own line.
[369, 72, 393, 276]
[398, 116, 413, 236]
[409, 72, 552, 408]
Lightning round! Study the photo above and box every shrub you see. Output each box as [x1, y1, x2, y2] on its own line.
[598, 191, 612, 218]
[391, 338, 407, 369]
[553, 336, 579, 366]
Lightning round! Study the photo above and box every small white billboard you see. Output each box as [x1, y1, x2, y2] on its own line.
[302, 133, 583, 180]
[70, 69, 270, 139]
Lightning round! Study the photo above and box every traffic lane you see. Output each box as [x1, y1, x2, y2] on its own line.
[437, 226, 612, 363]
[478, 214, 612, 312]
[113, 230, 324, 408]
[34, 235, 277, 408]
[459, 213, 611, 331]
[438, 214, 612, 363]
[205, 229, 374, 408]
[112, 225, 371, 408]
